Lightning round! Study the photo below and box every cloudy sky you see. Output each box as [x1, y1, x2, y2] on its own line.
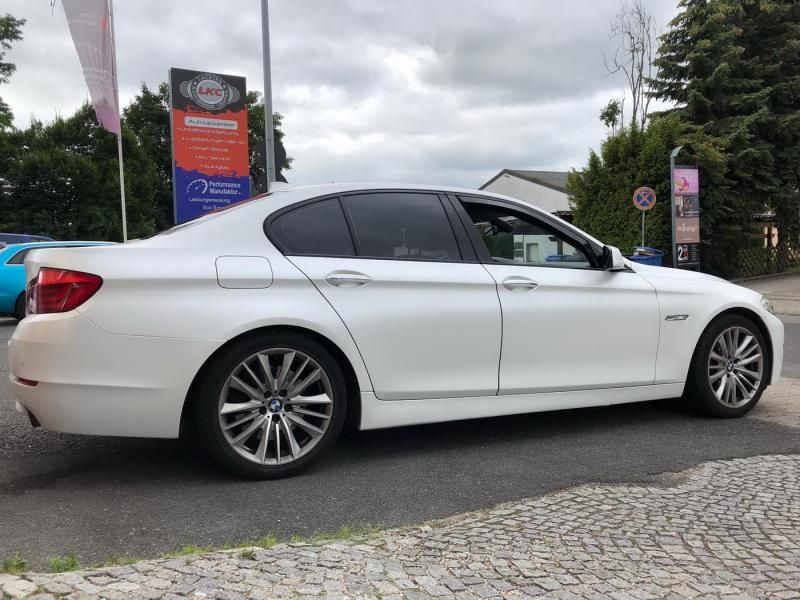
[3, 0, 678, 188]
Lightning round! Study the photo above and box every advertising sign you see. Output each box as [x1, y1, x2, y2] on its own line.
[169, 68, 250, 224]
[672, 166, 700, 267]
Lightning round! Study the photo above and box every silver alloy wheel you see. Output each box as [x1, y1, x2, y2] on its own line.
[218, 348, 334, 465]
[707, 326, 763, 408]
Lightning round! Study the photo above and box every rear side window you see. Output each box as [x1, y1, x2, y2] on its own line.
[343, 193, 461, 261]
[6, 249, 32, 265]
[271, 198, 355, 256]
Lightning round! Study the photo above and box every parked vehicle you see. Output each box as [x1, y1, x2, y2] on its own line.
[0, 241, 113, 320]
[8, 184, 784, 478]
[0, 233, 54, 245]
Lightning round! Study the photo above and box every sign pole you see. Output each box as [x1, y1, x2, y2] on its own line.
[108, 0, 128, 242]
[641, 211, 645, 248]
[260, 0, 276, 191]
[670, 146, 683, 268]
[632, 186, 657, 250]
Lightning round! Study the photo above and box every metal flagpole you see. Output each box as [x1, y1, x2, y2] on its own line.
[261, 0, 276, 191]
[108, 0, 128, 242]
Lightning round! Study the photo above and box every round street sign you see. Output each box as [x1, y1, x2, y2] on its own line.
[633, 186, 657, 211]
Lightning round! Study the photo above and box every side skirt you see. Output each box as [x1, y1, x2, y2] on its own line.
[358, 382, 686, 430]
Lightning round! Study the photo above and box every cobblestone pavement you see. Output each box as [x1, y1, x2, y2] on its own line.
[2, 453, 799, 599]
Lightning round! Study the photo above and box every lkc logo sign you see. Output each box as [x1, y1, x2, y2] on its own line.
[179, 73, 240, 111]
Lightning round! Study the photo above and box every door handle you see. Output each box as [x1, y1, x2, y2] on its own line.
[502, 277, 539, 291]
[325, 272, 372, 287]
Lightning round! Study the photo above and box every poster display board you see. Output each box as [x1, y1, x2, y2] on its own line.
[169, 68, 250, 224]
[672, 166, 700, 267]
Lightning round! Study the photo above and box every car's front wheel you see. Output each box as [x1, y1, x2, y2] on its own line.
[685, 314, 768, 418]
[193, 331, 348, 479]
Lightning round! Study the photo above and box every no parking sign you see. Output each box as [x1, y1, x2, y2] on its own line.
[633, 186, 656, 248]
[633, 187, 657, 211]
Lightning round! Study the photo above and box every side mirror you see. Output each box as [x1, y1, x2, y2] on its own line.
[602, 245, 625, 271]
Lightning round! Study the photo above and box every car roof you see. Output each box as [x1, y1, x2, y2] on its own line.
[172, 183, 603, 248]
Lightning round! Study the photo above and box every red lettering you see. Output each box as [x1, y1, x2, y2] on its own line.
[198, 85, 223, 97]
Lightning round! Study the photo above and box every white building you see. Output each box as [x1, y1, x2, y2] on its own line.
[480, 169, 571, 219]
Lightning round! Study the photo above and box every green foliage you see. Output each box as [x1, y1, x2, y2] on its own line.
[2, 552, 27, 574]
[0, 104, 159, 241]
[1, 79, 293, 239]
[0, 13, 25, 129]
[599, 99, 622, 134]
[246, 89, 293, 190]
[573, 0, 800, 277]
[568, 115, 683, 254]
[651, 0, 800, 276]
[48, 554, 79, 573]
[122, 83, 172, 231]
[255, 534, 278, 549]
[238, 548, 257, 560]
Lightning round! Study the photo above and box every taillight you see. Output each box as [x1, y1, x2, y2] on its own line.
[27, 268, 103, 315]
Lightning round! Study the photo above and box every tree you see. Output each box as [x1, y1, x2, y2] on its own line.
[600, 99, 623, 135]
[604, 0, 656, 129]
[246, 90, 293, 192]
[0, 12, 25, 220]
[568, 114, 683, 255]
[651, 0, 800, 275]
[0, 13, 25, 129]
[1, 104, 159, 240]
[123, 83, 172, 230]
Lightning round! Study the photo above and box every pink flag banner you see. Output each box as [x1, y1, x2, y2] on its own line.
[62, 0, 120, 134]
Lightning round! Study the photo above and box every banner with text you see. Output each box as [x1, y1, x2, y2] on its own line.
[673, 166, 700, 267]
[169, 68, 249, 223]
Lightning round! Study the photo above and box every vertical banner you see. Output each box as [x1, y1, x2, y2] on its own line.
[672, 166, 701, 267]
[62, 0, 121, 134]
[169, 68, 249, 224]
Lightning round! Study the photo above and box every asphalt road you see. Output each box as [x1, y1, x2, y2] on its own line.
[1, 316, 798, 569]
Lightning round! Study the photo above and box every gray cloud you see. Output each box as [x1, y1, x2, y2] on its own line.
[2, 0, 678, 189]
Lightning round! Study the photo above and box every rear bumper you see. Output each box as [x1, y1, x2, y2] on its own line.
[8, 311, 219, 438]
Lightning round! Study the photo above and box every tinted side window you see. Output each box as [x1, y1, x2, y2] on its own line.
[6, 249, 31, 265]
[272, 198, 355, 256]
[343, 193, 461, 261]
[462, 202, 592, 269]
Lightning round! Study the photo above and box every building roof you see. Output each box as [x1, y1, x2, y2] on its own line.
[480, 169, 569, 194]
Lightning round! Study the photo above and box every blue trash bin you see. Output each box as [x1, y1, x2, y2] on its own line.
[628, 246, 664, 266]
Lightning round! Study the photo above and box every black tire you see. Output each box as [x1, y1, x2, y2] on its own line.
[13, 293, 25, 321]
[684, 314, 769, 418]
[192, 331, 348, 479]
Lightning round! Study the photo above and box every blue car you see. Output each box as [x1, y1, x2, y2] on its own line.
[0, 241, 113, 320]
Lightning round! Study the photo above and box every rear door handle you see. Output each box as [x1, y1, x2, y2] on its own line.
[502, 277, 539, 291]
[325, 272, 372, 287]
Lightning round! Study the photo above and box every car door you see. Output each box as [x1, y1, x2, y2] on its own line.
[453, 195, 660, 395]
[268, 191, 502, 401]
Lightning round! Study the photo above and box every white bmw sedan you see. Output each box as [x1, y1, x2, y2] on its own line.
[9, 184, 784, 478]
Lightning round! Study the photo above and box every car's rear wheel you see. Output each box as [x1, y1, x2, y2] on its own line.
[193, 332, 348, 479]
[685, 314, 768, 417]
[13, 293, 25, 321]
